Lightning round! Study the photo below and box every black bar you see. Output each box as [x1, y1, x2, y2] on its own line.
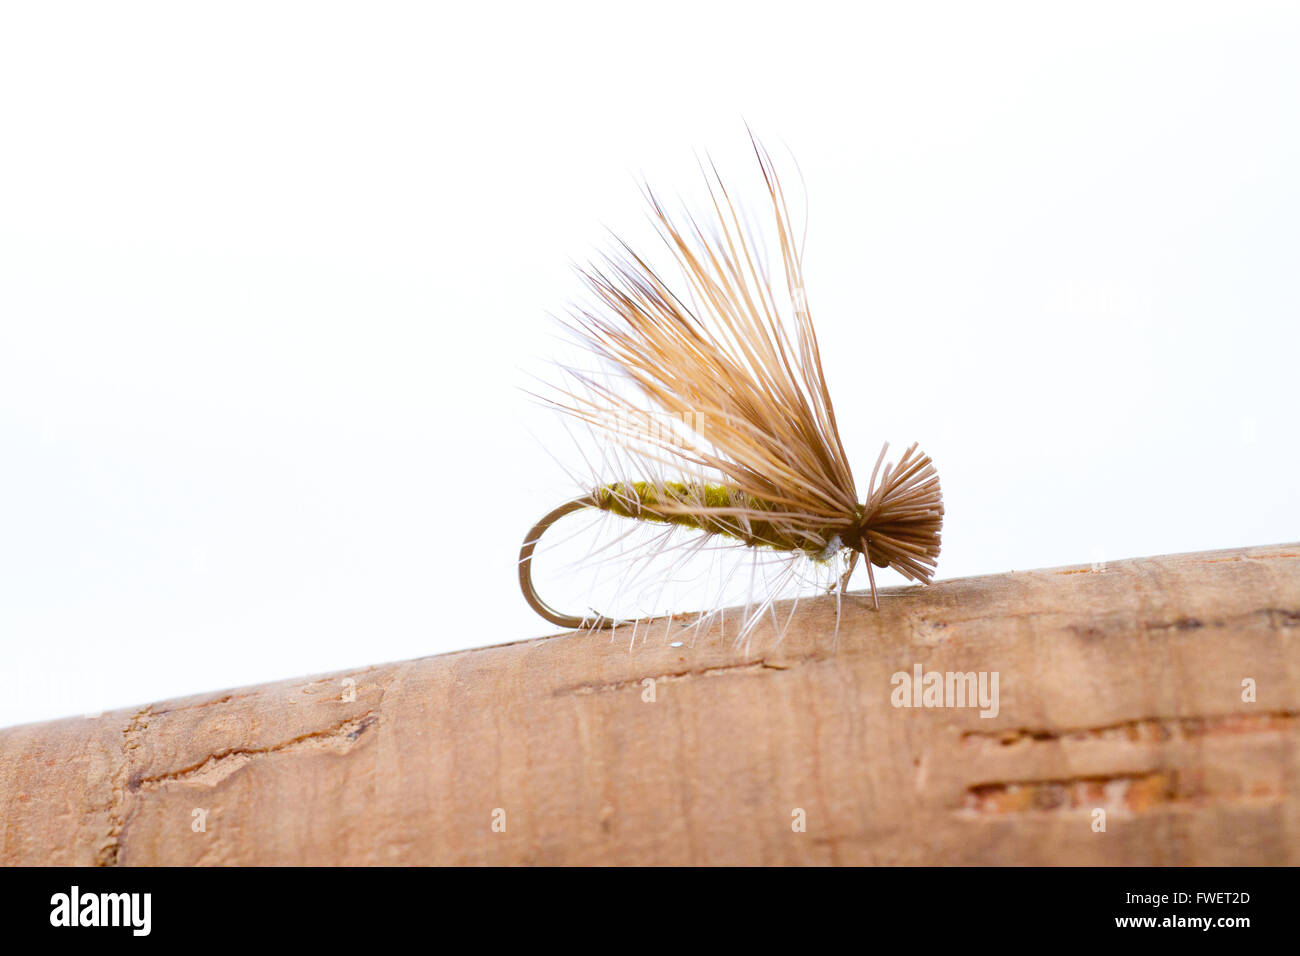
[1, 866, 1284, 942]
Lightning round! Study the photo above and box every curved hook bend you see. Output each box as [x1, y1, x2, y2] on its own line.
[518, 496, 626, 630]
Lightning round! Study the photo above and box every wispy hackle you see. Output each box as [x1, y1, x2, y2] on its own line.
[519, 138, 943, 631]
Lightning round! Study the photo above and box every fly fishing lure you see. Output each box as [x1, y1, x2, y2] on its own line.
[518, 140, 943, 633]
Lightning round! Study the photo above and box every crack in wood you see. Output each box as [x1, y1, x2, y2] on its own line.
[93, 709, 376, 865]
[960, 767, 1283, 816]
[557, 660, 792, 697]
[962, 709, 1300, 747]
[95, 705, 152, 867]
[129, 712, 378, 792]
[1143, 608, 1300, 631]
[962, 770, 1179, 814]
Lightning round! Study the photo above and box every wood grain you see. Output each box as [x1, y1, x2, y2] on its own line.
[2, 543, 1298, 865]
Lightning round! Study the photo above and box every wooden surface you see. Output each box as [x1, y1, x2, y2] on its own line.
[2, 543, 1298, 865]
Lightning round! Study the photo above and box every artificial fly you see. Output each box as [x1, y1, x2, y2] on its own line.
[518, 139, 943, 632]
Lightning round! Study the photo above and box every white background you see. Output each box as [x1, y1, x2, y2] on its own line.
[2, 2, 1297, 726]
